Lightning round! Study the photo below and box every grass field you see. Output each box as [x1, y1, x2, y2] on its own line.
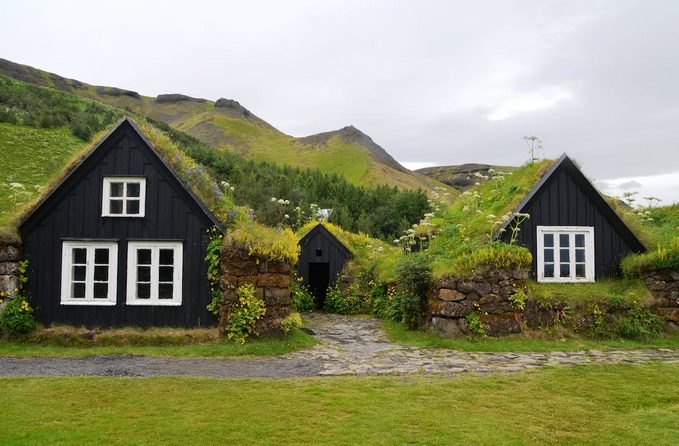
[0, 328, 316, 358]
[0, 363, 678, 445]
[383, 320, 679, 352]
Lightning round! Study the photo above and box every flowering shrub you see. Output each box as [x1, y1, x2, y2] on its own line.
[0, 296, 36, 338]
[280, 312, 304, 334]
[225, 284, 266, 344]
[622, 237, 679, 276]
[290, 273, 315, 312]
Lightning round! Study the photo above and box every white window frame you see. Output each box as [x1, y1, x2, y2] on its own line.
[102, 177, 146, 217]
[126, 241, 183, 306]
[536, 226, 595, 283]
[60, 241, 118, 305]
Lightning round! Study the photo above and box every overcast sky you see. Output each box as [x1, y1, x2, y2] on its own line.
[2, 0, 678, 203]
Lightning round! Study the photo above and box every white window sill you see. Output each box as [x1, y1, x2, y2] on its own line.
[60, 300, 117, 306]
[538, 277, 595, 283]
[126, 301, 182, 306]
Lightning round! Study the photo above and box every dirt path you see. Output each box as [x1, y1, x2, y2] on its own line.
[1, 313, 678, 378]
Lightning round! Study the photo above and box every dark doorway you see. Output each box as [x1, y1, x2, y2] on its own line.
[308, 262, 330, 309]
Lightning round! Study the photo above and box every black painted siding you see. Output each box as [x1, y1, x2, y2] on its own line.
[19, 121, 217, 327]
[500, 157, 646, 279]
[298, 225, 350, 289]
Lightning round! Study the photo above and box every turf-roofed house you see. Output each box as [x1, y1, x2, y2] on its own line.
[497, 154, 646, 282]
[297, 223, 351, 308]
[18, 117, 223, 327]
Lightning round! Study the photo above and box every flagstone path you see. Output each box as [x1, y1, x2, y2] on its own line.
[1, 313, 678, 378]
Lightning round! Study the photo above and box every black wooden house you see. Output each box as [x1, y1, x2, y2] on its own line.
[298, 224, 351, 308]
[18, 118, 222, 327]
[497, 154, 646, 282]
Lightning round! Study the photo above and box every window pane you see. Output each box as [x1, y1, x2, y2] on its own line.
[127, 182, 140, 197]
[94, 248, 109, 264]
[137, 283, 151, 299]
[126, 200, 140, 215]
[543, 234, 553, 247]
[72, 282, 86, 298]
[159, 283, 174, 299]
[137, 266, 151, 282]
[544, 249, 554, 262]
[72, 265, 86, 281]
[576, 264, 586, 278]
[559, 234, 569, 247]
[159, 249, 174, 265]
[575, 234, 585, 248]
[137, 249, 152, 265]
[560, 248, 570, 262]
[544, 264, 554, 277]
[159, 266, 173, 282]
[575, 249, 585, 263]
[109, 199, 123, 214]
[560, 264, 570, 277]
[110, 182, 124, 197]
[93, 283, 108, 299]
[73, 248, 87, 264]
[94, 265, 108, 281]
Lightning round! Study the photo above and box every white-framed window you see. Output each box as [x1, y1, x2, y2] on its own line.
[536, 226, 595, 283]
[126, 241, 183, 306]
[60, 241, 118, 305]
[102, 177, 146, 217]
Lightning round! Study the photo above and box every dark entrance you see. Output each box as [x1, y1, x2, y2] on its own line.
[308, 262, 330, 309]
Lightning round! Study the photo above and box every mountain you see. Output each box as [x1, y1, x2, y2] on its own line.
[0, 58, 446, 192]
[416, 163, 516, 193]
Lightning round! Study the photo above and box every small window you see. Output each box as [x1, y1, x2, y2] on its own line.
[537, 226, 594, 283]
[60, 241, 118, 305]
[127, 242, 182, 306]
[102, 177, 146, 217]
[316, 249, 323, 257]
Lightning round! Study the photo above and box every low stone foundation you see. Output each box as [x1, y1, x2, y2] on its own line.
[0, 243, 21, 303]
[429, 268, 529, 337]
[640, 268, 679, 330]
[218, 248, 292, 336]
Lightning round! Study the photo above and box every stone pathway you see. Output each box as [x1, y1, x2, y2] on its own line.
[1, 313, 678, 378]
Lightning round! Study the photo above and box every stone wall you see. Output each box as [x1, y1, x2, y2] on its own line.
[0, 243, 21, 305]
[429, 268, 529, 337]
[218, 247, 292, 336]
[640, 268, 679, 330]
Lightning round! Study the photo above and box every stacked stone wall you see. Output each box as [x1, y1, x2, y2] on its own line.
[0, 243, 21, 306]
[219, 248, 292, 336]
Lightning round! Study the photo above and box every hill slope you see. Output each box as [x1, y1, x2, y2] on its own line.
[0, 58, 444, 191]
[417, 163, 516, 193]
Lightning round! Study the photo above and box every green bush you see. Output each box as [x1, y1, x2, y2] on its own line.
[323, 280, 346, 314]
[290, 274, 315, 312]
[465, 310, 485, 338]
[280, 312, 304, 334]
[616, 305, 664, 340]
[225, 284, 266, 344]
[0, 296, 37, 338]
[391, 254, 432, 329]
[622, 237, 679, 276]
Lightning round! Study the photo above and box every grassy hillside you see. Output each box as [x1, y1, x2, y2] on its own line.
[0, 58, 447, 192]
[417, 163, 516, 193]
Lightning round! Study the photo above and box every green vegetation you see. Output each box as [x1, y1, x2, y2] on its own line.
[290, 273, 315, 312]
[0, 75, 121, 140]
[383, 319, 679, 352]
[223, 223, 299, 264]
[0, 296, 35, 338]
[0, 326, 315, 357]
[623, 236, 679, 275]
[428, 161, 552, 277]
[224, 284, 267, 343]
[528, 279, 651, 309]
[2, 364, 679, 444]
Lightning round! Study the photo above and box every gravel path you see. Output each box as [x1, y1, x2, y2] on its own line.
[1, 313, 678, 378]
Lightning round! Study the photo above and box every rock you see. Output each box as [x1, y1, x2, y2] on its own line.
[237, 275, 257, 287]
[95, 86, 141, 99]
[258, 273, 290, 288]
[513, 269, 530, 280]
[473, 282, 492, 296]
[0, 245, 20, 262]
[267, 262, 292, 274]
[648, 280, 667, 291]
[491, 284, 501, 295]
[652, 307, 679, 322]
[438, 288, 465, 302]
[465, 291, 481, 302]
[430, 300, 470, 318]
[220, 259, 258, 277]
[500, 286, 516, 297]
[154, 94, 206, 104]
[457, 281, 474, 293]
[480, 313, 522, 336]
[215, 98, 252, 117]
[523, 299, 555, 329]
[431, 317, 463, 337]
[479, 294, 512, 313]
[0, 261, 19, 275]
[219, 275, 237, 290]
[436, 277, 456, 289]
[265, 287, 291, 306]
[670, 270, 679, 281]
[0, 275, 18, 294]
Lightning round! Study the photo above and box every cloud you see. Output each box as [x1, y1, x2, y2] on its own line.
[487, 90, 572, 121]
[596, 171, 679, 205]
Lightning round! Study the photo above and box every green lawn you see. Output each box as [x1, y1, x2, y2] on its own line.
[1, 364, 678, 445]
[383, 320, 679, 352]
[0, 329, 316, 358]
